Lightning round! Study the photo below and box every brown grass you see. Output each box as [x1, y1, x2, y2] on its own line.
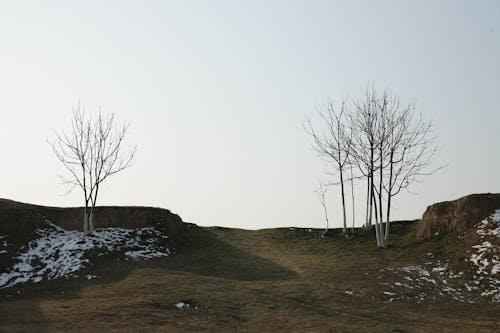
[0, 222, 498, 332]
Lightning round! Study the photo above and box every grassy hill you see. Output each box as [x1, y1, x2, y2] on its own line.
[0, 198, 499, 332]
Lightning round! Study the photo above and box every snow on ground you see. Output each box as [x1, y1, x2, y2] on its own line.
[175, 301, 197, 309]
[0, 223, 170, 288]
[0, 235, 7, 254]
[378, 261, 468, 303]
[378, 208, 500, 303]
[467, 208, 500, 301]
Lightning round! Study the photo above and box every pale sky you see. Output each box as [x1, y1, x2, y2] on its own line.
[0, 1, 499, 229]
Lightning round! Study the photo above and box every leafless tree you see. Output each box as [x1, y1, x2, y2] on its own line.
[51, 104, 136, 234]
[304, 86, 441, 246]
[314, 181, 330, 234]
[303, 100, 351, 234]
[349, 163, 355, 233]
[382, 104, 441, 245]
[350, 87, 441, 248]
[349, 87, 381, 230]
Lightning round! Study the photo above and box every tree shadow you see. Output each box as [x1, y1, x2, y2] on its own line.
[157, 226, 298, 281]
[0, 225, 296, 331]
[0, 296, 51, 333]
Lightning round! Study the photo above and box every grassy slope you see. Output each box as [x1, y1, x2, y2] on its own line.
[0, 222, 498, 333]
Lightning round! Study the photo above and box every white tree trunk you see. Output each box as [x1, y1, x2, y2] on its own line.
[89, 212, 95, 233]
[83, 211, 89, 235]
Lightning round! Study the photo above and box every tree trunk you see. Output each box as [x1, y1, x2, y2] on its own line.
[89, 184, 99, 234]
[350, 165, 355, 233]
[365, 175, 370, 228]
[83, 209, 89, 234]
[372, 186, 381, 246]
[340, 166, 347, 234]
[385, 196, 391, 243]
[368, 145, 374, 228]
[378, 149, 386, 248]
[89, 212, 95, 233]
[323, 204, 329, 234]
[385, 154, 395, 243]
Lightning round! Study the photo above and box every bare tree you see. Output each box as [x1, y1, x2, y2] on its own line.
[349, 87, 381, 230]
[51, 104, 136, 234]
[350, 87, 441, 248]
[382, 105, 441, 245]
[349, 163, 355, 233]
[303, 100, 351, 234]
[314, 181, 330, 234]
[304, 86, 441, 247]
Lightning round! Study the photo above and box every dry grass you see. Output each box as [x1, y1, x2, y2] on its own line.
[0, 222, 498, 332]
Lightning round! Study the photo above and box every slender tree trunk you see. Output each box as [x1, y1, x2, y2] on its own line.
[368, 146, 374, 228]
[340, 166, 347, 234]
[350, 164, 355, 233]
[89, 211, 95, 233]
[365, 175, 370, 228]
[385, 154, 394, 243]
[323, 204, 329, 233]
[372, 187, 381, 246]
[88, 184, 100, 233]
[83, 208, 89, 234]
[378, 149, 386, 248]
[385, 195, 392, 243]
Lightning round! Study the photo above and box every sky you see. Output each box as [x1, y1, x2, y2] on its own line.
[0, 0, 499, 229]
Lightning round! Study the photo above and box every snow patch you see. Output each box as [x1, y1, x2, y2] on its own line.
[466, 209, 500, 301]
[0, 224, 170, 288]
[0, 235, 7, 254]
[381, 209, 500, 303]
[175, 301, 197, 309]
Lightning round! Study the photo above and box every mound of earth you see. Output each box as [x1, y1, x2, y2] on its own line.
[416, 193, 500, 240]
[0, 198, 184, 243]
[414, 193, 500, 302]
[0, 199, 186, 287]
[0, 222, 170, 288]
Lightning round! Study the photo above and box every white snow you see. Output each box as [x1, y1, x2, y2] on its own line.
[381, 209, 500, 303]
[175, 302, 188, 309]
[0, 224, 170, 288]
[432, 265, 447, 272]
[466, 208, 500, 301]
[0, 235, 7, 254]
[175, 301, 197, 309]
[492, 209, 500, 223]
[380, 261, 469, 303]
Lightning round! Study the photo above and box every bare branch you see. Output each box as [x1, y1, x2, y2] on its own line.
[50, 104, 136, 234]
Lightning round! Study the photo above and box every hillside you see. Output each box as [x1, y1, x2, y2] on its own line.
[0, 197, 499, 332]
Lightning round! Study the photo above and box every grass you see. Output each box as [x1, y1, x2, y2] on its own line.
[0, 221, 498, 332]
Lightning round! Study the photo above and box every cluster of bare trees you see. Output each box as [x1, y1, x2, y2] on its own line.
[304, 86, 440, 248]
[51, 105, 136, 234]
[51, 87, 438, 243]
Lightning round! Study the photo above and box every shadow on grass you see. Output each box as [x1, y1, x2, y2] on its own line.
[162, 226, 298, 281]
[0, 298, 50, 333]
[0, 225, 297, 331]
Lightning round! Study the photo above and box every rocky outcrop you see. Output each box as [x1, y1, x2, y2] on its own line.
[416, 193, 500, 240]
